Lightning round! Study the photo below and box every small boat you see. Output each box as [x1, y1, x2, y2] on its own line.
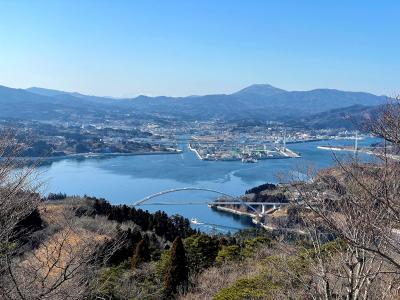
[191, 218, 203, 225]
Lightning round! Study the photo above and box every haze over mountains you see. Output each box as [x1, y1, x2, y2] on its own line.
[0, 84, 387, 128]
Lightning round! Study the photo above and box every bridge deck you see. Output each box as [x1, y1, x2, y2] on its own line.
[139, 202, 288, 206]
[210, 202, 288, 205]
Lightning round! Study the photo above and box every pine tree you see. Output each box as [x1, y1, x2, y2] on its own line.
[131, 238, 150, 269]
[164, 236, 188, 295]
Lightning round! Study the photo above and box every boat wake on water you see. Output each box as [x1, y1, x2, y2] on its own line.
[191, 218, 243, 232]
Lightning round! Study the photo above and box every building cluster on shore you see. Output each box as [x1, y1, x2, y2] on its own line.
[1, 115, 364, 160]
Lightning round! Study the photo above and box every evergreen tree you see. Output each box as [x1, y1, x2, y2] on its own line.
[183, 234, 219, 273]
[164, 236, 188, 295]
[131, 238, 150, 269]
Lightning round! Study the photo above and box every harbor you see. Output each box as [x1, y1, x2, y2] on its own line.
[188, 136, 300, 162]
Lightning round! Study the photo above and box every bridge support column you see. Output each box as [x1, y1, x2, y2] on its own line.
[261, 204, 266, 215]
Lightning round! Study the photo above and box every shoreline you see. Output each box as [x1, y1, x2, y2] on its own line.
[210, 205, 307, 234]
[20, 150, 182, 162]
[209, 205, 257, 218]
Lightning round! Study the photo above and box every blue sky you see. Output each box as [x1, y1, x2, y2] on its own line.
[0, 0, 399, 97]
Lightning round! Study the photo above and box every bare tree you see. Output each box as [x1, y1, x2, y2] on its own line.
[370, 97, 400, 148]
[303, 217, 394, 299]
[288, 98, 400, 298]
[0, 134, 41, 276]
[0, 134, 122, 299]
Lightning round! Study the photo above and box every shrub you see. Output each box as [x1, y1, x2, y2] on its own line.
[213, 274, 279, 300]
[216, 245, 241, 263]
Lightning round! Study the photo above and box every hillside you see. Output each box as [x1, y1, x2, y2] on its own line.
[8, 194, 280, 299]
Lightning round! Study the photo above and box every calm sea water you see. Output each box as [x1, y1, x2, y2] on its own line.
[38, 138, 377, 232]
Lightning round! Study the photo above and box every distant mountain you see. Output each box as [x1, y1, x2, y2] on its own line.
[26, 87, 119, 103]
[0, 85, 64, 119]
[123, 85, 387, 120]
[123, 86, 387, 121]
[286, 104, 380, 130]
[0, 84, 389, 126]
[233, 84, 287, 97]
[263, 88, 386, 115]
[0, 85, 116, 120]
[26, 87, 79, 97]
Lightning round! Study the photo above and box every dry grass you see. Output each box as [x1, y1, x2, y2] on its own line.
[270, 207, 288, 218]
[180, 260, 260, 300]
[4, 200, 119, 299]
[21, 227, 108, 279]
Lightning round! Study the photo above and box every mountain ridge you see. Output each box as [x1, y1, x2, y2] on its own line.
[0, 84, 389, 126]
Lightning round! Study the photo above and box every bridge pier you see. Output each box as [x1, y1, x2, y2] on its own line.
[260, 204, 278, 216]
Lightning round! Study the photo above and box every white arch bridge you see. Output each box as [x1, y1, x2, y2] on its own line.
[133, 187, 288, 215]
